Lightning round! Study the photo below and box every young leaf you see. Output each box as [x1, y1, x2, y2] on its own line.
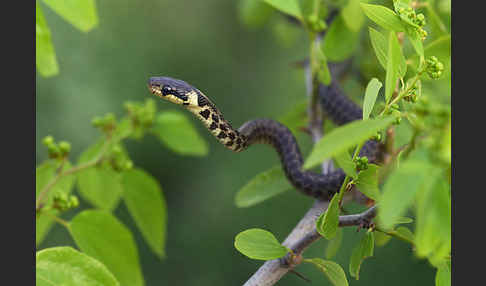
[263, 0, 303, 20]
[349, 231, 374, 280]
[121, 168, 167, 258]
[333, 151, 357, 179]
[415, 175, 451, 266]
[325, 228, 343, 259]
[152, 110, 209, 156]
[360, 3, 405, 32]
[374, 231, 392, 247]
[368, 28, 407, 77]
[36, 160, 75, 245]
[305, 258, 349, 286]
[322, 15, 359, 61]
[384, 32, 404, 103]
[36, 247, 119, 286]
[234, 228, 289, 260]
[304, 116, 395, 169]
[316, 194, 340, 239]
[70, 210, 144, 286]
[235, 165, 292, 208]
[238, 0, 274, 28]
[395, 217, 413, 224]
[76, 140, 123, 210]
[435, 261, 451, 286]
[36, 2, 58, 77]
[362, 78, 383, 120]
[42, 0, 99, 32]
[395, 226, 414, 242]
[405, 27, 424, 58]
[342, 0, 364, 32]
[355, 164, 381, 201]
[378, 159, 437, 230]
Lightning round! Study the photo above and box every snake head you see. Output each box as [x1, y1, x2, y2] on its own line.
[148, 76, 200, 107]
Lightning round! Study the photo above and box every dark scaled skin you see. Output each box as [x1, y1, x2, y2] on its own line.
[148, 76, 378, 200]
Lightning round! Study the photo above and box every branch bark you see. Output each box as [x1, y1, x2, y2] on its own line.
[243, 204, 378, 286]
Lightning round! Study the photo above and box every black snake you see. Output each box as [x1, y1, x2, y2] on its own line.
[148, 77, 378, 200]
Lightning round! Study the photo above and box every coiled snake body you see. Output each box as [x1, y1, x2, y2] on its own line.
[148, 77, 378, 200]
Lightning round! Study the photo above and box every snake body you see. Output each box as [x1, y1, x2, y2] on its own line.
[148, 77, 377, 200]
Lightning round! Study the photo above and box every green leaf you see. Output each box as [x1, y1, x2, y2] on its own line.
[368, 28, 407, 77]
[325, 228, 343, 259]
[395, 216, 413, 224]
[360, 3, 405, 32]
[362, 78, 383, 120]
[36, 2, 58, 77]
[374, 231, 392, 246]
[355, 164, 381, 201]
[76, 140, 123, 210]
[408, 34, 451, 72]
[316, 194, 340, 239]
[304, 116, 395, 169]
[305, 258, 349, 286]
[36, 160, 75, 245]
[70, 210, 144, 286]
[234, 228, 289, 260]
[152, 110, 209, 156]
[333, 151, 357, 179]
[368, 27, 388, 71]
[377, 159, 437, 230]
[121, 168, 167, 258]
[415, 175, 451, 266]
[405, 27, 424, 58]
[263, 0, 302, 20]
[278, 101, 308, 136]
[384, 32, 404, 103]
[435, 261, 451, 286]
[238, 0, 274, 28]
[349, 231, 374, 280]
[36, 247, 119, 286]
[395, 226, 414, 242]
[322, 15, 359, 61]
[42, 0, 99, 32]
[235, 165, 292, 208]
[342, 0, 364, 32]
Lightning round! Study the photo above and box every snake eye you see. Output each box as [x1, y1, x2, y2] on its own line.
[162, 85, 172, 96]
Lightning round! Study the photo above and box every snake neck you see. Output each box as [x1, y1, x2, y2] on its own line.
[187, 97, 248, 152]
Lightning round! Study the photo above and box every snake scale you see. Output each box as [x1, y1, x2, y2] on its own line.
[148, 77, 378, 200]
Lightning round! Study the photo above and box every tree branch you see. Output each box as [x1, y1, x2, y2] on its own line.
[243, 204, 378, 285]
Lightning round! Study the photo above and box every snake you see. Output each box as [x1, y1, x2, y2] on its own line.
[148, 76, 378, 200]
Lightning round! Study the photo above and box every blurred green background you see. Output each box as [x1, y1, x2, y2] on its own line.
[36, 0, 436, 284]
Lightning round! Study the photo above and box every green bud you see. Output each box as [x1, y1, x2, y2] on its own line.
[112, 145, 122, 155]
[58, 141, 71, 154]
[392, 110, 402, 125]
[47, 144, 61, 158]
[92, 117, 103, 127]
[124, 160, 133, 170]
[372, 132, 382, 141]
[391, 103, 400, 110]
[42, 135, 54, 146]
[68, 196, 79, 208]
[104, 113, 116, 124]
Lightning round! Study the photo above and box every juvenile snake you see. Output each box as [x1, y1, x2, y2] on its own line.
[148, 77, 378, 200]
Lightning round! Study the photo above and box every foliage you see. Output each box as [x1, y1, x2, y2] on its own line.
[233, 0, 451, 285]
